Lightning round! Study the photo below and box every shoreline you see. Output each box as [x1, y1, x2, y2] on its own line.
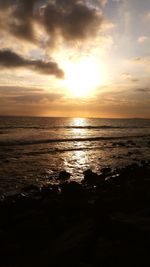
[0, 161, 150, 266]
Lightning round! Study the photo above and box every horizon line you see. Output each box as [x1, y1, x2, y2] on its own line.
[0, 115, 150, 120]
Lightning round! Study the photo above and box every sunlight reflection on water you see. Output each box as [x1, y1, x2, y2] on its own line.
[0, 117, 150, 195]
[69, 119, 89, 174]
[63, 138, 90, 181]
[71, 118, 88, 137]
[71, 117, 87, 126]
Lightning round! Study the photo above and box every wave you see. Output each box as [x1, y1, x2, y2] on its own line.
[0, 125, 150, 130]
[0, 134, 150, 146]
[24, 146, 114, 155]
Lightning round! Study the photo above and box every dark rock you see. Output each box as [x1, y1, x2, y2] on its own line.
[83, 169, 100, 185]
[61, 181, 83, 197]
[127, 151, 133, 156]
[38, 219, 94, 266]
[41, 185, 60, 196]
[22, 184, 40, 193]
[147, 141, 150, 147]
[1, 163, 150, 267]
[59, 170, 71, 181]
[101, 167, 112, 174]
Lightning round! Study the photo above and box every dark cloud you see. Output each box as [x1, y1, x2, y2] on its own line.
[12, 0, 37, 41]
[12, 21, 34, 42]
[0, 50, 64, 78]
[0, 0, 36, 41]
[43, 0, 103, 43]
[0, 0, 104, 45]
[0, 50, 27, 67]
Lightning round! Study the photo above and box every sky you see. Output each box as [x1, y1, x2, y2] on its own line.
[0, 0, 149, 118]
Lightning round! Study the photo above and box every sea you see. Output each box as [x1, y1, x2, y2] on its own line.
[0, 116, 150, 196]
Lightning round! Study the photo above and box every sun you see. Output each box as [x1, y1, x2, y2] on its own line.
[62, 57, 102, 97]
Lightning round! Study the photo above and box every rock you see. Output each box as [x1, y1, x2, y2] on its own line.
[38, 219, 94, 266]
[83, 169, 99, 185]
[101, 167, 112, 174]
[22, 184, 40, 193]
[61, 181, 83, 197]
[41, 185, 60, 196]
[59, 171, 71, 181]
[1, 163, 150, 267]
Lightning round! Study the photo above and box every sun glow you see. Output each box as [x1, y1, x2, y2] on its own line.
[62, 57, 103, 97]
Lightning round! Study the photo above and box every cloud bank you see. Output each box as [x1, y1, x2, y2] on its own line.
[0, 49, 64, 78]
[0, 0, 107, 78]
[0, 0, 105, 45]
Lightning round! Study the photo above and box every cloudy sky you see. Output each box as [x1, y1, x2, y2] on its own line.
[0, 0, 149, 118]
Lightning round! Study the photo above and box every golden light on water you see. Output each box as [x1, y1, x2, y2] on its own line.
[63, 118, 90, 179]
[69, 118, 87, 137]
[72, 117, 87, 126]
[62, 57, 104, 97]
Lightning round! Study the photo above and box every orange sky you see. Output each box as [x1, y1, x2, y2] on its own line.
[0, 0, 149, 118]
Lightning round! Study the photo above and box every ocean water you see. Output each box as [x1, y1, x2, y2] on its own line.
[0, 116, 150, 195]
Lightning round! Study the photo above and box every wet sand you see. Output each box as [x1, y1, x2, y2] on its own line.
[0, 161, 150, 267]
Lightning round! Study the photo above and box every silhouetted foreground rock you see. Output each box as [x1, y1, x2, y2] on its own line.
[0, 161, 150, 267]
[59, 170, 71, 181]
